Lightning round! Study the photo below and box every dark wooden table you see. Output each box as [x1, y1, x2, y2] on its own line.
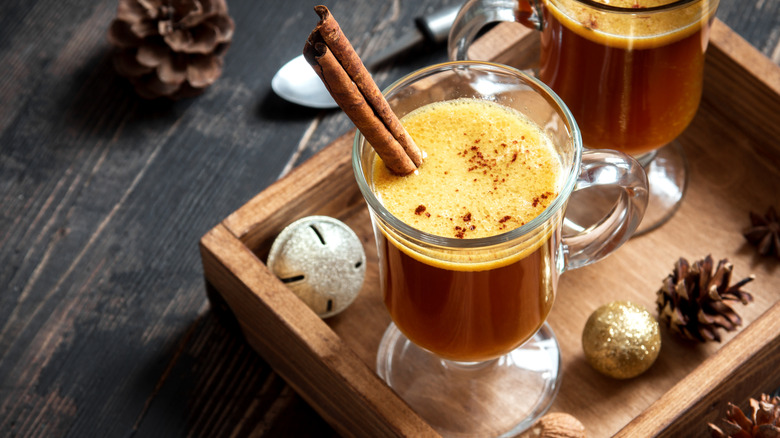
[1, 1, 778, 437]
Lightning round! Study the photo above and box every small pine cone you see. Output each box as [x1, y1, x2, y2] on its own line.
[656, 255, 754, 342]
[744, 207, 780, 259]
[107, 0, 235, 99]
[709, 394, 780, 438]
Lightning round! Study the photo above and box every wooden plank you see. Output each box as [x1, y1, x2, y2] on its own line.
[709, 20, 780, 95]
[222, 131, 360, 258]
[199, 224, 438, 438]
[0, 0, 776, 437]
[617, 302, 780, 437]
[703, 20, 780, 170]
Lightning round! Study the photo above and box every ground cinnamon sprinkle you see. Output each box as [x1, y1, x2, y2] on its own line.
[533, 191, 556, 207]
[371, 99, 563, 239]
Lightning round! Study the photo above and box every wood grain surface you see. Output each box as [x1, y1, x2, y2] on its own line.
[1, 1, 778, 437]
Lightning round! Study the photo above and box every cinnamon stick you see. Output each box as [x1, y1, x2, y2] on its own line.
[302, 5, 423, 175]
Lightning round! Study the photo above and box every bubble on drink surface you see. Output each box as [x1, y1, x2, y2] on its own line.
[267, 216, 366, 318]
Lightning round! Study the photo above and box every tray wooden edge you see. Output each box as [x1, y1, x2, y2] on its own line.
[703, 20, 780, 167]
[618, 20, 780, 436]
[616, 302, 780, 437]
[199, 223, 438, 438]
[709, 19, 780, 97]
[198, 18, 780, 438]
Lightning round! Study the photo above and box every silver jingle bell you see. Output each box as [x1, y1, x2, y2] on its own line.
[267, 216, 366, 318]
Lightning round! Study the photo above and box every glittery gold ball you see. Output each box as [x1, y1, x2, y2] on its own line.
[582, 301, 661, 379]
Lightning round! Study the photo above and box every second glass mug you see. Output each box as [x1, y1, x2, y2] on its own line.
[353, 62, 648, 437]
[449, 0, 719, 234]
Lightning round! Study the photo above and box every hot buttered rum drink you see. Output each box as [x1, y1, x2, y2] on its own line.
[371, 98, 564, 362]
[538, 0, 718, 155]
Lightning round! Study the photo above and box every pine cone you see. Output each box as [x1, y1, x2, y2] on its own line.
[107, 0, 235, 99]
[656, 255, 754, 342]
[709, 394, 780, 438]
[744, 207, 780, 259]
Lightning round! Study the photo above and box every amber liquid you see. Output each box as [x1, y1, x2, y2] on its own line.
[537, 1, 712, 155]
[371, 99, 561, 362]
[379, 232, 555, 362]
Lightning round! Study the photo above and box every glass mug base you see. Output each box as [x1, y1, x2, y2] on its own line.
[376, 322, 562, 438]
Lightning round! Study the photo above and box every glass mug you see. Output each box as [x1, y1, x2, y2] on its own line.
[449, 0, 719, 233]
[353, 62, 648, 437]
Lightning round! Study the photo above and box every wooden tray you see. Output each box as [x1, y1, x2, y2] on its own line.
[200, 19, 780, 437]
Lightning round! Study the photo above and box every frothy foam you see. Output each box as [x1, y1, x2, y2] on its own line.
[372, 99, 563, 240]
[544, 0, 718, 49]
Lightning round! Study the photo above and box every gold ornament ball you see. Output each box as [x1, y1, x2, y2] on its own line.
[582, 301, 661, 379]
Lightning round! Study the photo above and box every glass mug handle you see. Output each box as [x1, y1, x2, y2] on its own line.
[563, 150, 648, 270]
[448, 0, 542, 61]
